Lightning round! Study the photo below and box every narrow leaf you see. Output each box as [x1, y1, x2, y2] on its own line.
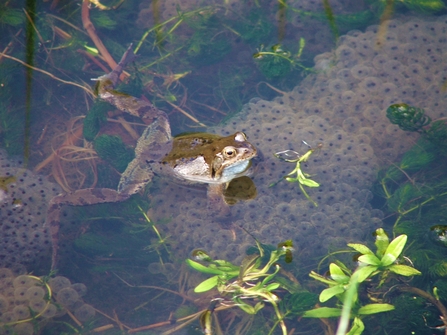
[358, 254, 381, 266]
[237, 302, 256, 314]
[186, 259, 224, 275]
[194, 275, 219, 293]
[309, 271, 337, 285]
[239, 254, 259, 278]
[300, 178, 320, 187]
[330, 263, 349, 283]
[346, 317, 365, 335]
[384, 235, 407, 260]
[262, 264, 280, 285]
[347, 243, 374, 255]
[388, 264, 421, 276]
[374, 228, 389, 258]
[303, 307, 342, 318]
[320, 285, 345, 302]
[265, 282, 280, 292]
[353, 265, 378, 283]
[253, 301, 265, 313]
[380, 253, 397, 267]
[358, 303, 395, 315]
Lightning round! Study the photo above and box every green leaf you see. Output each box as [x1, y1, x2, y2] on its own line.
[380, 253, 397, 267]
[281, 292, 319, 314]
[346, 317, 365, 335]
[186, 259, 224, 275]
[247, 282, 263, 293]
[319, 285, 345, 302]
[347, 243, 374, 255]
[303, 307, 342, 318]
[235, 297, 264, 315]
[374, 228, 389, 258]
[264, 282, 280, 292]
[358, 254, 381, 266]
[387, 184, 419, 213]
[357, 303, 395, 315]
[236, 301, 257, 314]
[194, 275, 219, 293]
[239, 254, 259, 277]
[330, 263, 350, 283]
[384, 235, 407, 261]
[300, 178, 320, 187]
[262, 264, 281, 285]
[253, 301, 265, 313]
[353, 265, 378, 283]
[388, 264, 421, 276]
[309, 271, 337, 285]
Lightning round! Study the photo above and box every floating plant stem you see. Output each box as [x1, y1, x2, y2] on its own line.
[270, 143, 321, 206]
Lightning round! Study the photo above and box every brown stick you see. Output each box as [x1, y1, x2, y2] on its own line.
[81, 0, 118, 71]
[0, 51, 92, 94]
[0, 29, 22, 63]
[77, 49, 109, 73]
[92, 324, 114, 333]
[398, 285, 447, 335]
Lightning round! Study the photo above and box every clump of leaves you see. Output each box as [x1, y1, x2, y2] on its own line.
[253, 39, 311, 80]
[304, 228, 421, 335]
[0, 4, 24, 26]
[270, 142, 321, 206]
[93, 134, 134, 172]
[82, 100, 110, 141]
[377, 138, 447, 231]
[185, 13, 232, 66]
[186, 240, 297, 335]
[232, 9, 274, 46]
[386, 103, 447, 154]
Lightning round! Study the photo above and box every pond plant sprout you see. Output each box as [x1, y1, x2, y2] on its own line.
[186, 239, 295, 335]
[304, 228, 421, 335]
[270, 141, 322, 206]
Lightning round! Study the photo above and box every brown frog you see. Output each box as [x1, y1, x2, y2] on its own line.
[45, 45, 257, 269]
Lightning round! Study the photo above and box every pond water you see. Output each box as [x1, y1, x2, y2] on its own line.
[1, 0, 447, 334]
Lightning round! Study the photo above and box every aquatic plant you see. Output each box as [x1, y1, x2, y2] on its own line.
[386, 103, 432, 132]
[93, 134, 134, 173]
[387, 103, 447, 152]
[82, 100, 110, 141]
[304, 228, 420, 335]
[380, 104, 447, 230]
[0, 274, 53, 334]
[253, 39, 310, 80]
[270, 142, 321, 206]
[231, 8, 274, 46]
[186, 240, 297, 335]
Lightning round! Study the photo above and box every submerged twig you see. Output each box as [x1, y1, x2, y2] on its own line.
[0, 51, 93, 96]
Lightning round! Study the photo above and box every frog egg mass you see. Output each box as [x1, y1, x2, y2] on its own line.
[0, 271, 93, 333]
[147, 15, 447, 264]
[0, 15, 446, 273]
[0, 149, 63, 269]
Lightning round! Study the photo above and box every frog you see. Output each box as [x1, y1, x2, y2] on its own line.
[45, 44, 257, 270]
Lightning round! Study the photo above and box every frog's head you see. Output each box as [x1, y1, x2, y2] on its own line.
[212, 132, 257, 182]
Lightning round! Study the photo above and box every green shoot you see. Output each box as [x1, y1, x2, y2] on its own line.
[304, 228, 420, 335]
[270, 143, 321, 206]
[186, 240, 296, 335]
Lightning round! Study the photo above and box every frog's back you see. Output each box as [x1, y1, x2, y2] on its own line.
[160, 132, 256, 184]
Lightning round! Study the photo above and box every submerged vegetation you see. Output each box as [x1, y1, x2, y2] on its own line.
[270, 143, 322, 206]
[2, 1, 447, 334]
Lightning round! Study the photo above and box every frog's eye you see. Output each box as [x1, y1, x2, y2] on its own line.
[223, 147, 236, 158]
